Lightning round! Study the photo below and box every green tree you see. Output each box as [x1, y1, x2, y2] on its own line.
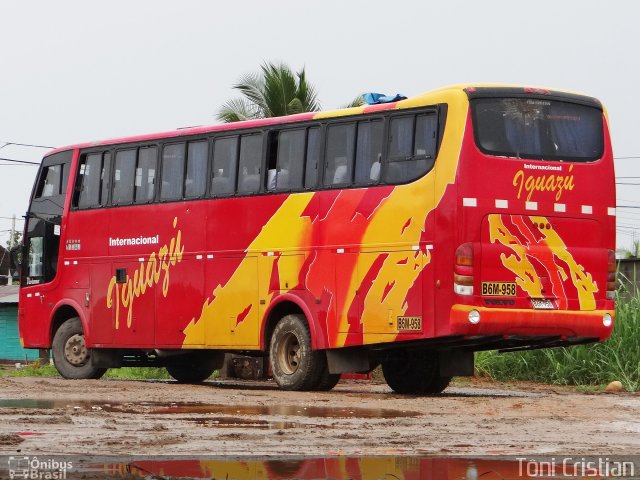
[6, 230, 21, 249]
[217, 62, 321, 122]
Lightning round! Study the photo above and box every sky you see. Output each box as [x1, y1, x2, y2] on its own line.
[1, 0, 639, 249]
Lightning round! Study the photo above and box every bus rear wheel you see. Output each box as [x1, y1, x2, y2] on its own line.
[52, 317, 107, 380]
[166, 352, 220, 383]
[312, 362, 341, 391]
[381, 351, 451, 395]
[270, 314, 322, 391]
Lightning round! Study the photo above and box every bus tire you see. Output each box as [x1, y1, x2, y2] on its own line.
[52, 317, 107, 380]
[312, 360, 341, 391]
[166, 353, 219, 383]
[381, 351, 451, 395]
[270, 314, 321, 391]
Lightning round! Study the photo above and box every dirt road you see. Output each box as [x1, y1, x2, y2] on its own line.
[0, 376, 637, 459]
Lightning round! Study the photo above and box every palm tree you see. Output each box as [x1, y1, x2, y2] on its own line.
[217, 62, 321, 122]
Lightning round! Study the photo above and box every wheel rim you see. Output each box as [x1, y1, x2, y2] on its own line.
[64, 334, 89, 366]
[276, 331, 301, 375]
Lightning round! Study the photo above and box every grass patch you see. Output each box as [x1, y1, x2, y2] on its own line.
[476, 294, 640, 391]
[0, 363, 59, 378]
[104, 367, 171, 380]
[0, 364, 171, 380]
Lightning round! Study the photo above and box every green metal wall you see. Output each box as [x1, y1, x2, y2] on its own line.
[0, 306, 39, 362]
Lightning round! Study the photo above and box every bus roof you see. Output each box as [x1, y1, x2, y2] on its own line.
[45, 83, 602, 158]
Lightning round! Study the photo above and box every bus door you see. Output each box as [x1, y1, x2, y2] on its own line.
[21, 151, 72, 345]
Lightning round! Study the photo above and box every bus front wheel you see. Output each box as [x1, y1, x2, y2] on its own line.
[270, 314, 322, 391]
[52, 317, 107, 380]
[381, 351, 451, 395]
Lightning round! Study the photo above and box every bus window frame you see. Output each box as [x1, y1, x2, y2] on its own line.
[469, 96, 604, 163]
[159, 141, 187, 203]
[68, 105, 447, 211]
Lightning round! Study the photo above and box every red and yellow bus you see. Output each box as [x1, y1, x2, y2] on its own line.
[18, 84, 616, 393]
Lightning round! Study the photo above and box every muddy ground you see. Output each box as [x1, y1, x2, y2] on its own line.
[0, 376, 637, 457]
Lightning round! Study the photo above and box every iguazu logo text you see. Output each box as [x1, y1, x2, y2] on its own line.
[512, 164, 575, 201]
[107, 217, 184, 329]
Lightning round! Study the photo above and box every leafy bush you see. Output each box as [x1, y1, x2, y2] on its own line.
[476, 294, 640, 391]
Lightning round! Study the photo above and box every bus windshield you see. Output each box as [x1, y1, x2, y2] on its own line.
[471, 98, 604, 162]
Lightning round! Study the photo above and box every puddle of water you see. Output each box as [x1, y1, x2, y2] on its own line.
[0, 399, 419, 419]
[152, 403, 419, 418]
[62, 456, 632, 480]
[188, 416, 302, 429]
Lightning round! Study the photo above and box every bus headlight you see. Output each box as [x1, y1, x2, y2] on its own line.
[603, 313, 613, 327]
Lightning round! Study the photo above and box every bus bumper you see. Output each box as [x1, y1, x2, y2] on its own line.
[449, 304, 614, 342]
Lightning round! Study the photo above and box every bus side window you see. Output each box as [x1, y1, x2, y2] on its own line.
[112, 149, 137, 205]
[160, 143, 185, 201]
[211, 137, 238, 197]
[77, 153, 102, 208]
[237, 134, 263, 194]
[100, 152, 111, 206]
[185, 141, 208, 199]
[135, 146, 157, 204]
[305, 127, 320, 188]
[324, 123, 355, 186]
[385, 114, 435, 184]
[272, 129, 305, 191]
[354, 119, 383, 184]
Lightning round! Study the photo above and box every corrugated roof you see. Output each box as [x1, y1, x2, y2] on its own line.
[0, 285, 19, 304]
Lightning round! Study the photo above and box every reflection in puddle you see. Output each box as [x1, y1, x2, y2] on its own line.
[0, 399, 419, 419]
[87, 456, 627, 480]
[188, 417, 302, 429]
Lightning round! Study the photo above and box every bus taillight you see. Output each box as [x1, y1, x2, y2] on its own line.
[607, 249, 616, 300]
[454, 243, 474, 295]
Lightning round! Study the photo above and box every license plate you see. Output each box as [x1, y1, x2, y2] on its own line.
[481, 282, 516, 297]
[397, 316, 422, 331]
[531, 298, 555, 309]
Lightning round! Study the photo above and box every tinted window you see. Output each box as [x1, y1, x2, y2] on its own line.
[135, 147, 157, 204]
[271, 129, 305, 191]
[112, 149, 136, 205]
[211, 137, 238, 196]
[238, 134, 263, 194]
[160, 144, 185, 201]
[472, 98, 604, 162]
[385, 113, 436, 184]
[414, 114, 437, 158]
[305, 127, 320, 188]
[78, 153, 102, 208]
[101, 153, 111, 205]
[355, 119, 383, 184]
[388, 116, 413, 160]
[324, 123, 355, 186]
[185, 141, 208, 198]
[36, 165, 62, 198]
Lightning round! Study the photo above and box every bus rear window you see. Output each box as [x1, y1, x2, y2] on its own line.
[471, 98, 604, 162]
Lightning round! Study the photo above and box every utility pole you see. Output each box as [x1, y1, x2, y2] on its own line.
[10, 214, 16, 249]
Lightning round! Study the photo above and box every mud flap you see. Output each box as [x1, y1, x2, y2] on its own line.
[439, 350, 474, 376]
[326, 348, 371, 374]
